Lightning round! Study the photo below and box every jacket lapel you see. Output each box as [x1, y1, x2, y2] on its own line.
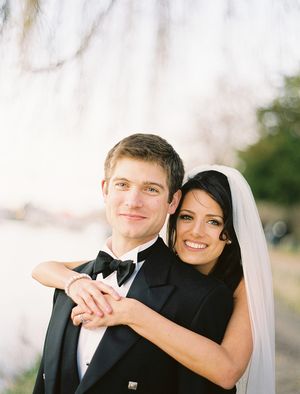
[76, 238, 175, 394]
[43, 261, 95, 392]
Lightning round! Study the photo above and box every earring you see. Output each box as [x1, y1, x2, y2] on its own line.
[226, 240, 232, 245]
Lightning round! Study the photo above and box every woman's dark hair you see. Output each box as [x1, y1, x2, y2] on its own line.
[167, 170, 243, 291]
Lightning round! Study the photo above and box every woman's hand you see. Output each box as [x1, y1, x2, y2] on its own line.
[71, 295, 137, 329]
[68, 279, 121, 317]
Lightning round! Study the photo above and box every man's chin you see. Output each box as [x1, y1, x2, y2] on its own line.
[119, 228, 152, 242]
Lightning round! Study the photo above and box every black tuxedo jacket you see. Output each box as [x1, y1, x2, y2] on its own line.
[34, 237, 236, 394]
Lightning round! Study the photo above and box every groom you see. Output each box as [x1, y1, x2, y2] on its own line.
[34, 133, 235, 393]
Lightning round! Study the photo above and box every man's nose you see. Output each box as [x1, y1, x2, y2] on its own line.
[125, 189, 143, 208]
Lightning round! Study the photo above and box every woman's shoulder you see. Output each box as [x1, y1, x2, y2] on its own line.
[233, 278, 247, 303]
[172, 256, 231, 293]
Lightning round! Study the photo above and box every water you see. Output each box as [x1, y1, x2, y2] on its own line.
[0, 219, 107, 390]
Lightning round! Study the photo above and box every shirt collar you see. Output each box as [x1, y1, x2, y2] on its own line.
[103, 236, 158, 263]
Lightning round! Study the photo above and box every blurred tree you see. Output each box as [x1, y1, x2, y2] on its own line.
[239, 74, 300, 206]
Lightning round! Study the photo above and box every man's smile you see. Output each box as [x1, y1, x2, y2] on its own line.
[119, 213, 147, 220]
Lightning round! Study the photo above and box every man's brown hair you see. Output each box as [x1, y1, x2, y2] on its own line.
[104, 133, 184, 201]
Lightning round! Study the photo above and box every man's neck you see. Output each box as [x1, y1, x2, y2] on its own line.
[109, 235, 158, 258]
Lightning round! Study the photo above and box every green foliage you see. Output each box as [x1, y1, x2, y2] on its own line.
[3, 360, 39, 394]
[240, 74, 300, 206]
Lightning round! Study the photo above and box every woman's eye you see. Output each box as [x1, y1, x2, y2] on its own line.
[178, 214, 193, 221]
[208, 219, 221, 226]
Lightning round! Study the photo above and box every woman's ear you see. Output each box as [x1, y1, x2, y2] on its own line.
[221, 231, 231, 243]
[169, 190, 182, 214]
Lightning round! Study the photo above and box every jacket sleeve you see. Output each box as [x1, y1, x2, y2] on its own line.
[177, 284, 236, 393]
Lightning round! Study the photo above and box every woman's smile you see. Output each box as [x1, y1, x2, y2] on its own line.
[184, 240, 208, 250]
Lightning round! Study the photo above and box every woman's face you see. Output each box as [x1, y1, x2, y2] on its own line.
[175, 189, 227, 274]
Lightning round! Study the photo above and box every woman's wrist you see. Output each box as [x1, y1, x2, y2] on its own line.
[125, 298, 145, 327]
[65, 273, 91, 296]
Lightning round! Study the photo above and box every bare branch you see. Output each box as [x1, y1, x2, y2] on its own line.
[22, 0, 40, 40]
[146, 0, 171, 108]
[22, 0, 117, 73]
[155, 0, 171, 68]
[0, 0, 10, 34]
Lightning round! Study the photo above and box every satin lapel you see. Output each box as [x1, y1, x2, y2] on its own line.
[76, 239, 175, 394]
[43, 261, 95, 388]
[44, 291, 75, 390]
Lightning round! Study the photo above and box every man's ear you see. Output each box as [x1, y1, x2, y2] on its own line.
[101, 179, 108, 201]
[168, 190, 182, 214]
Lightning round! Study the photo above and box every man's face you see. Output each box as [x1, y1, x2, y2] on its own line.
[102, 157, 180, 251]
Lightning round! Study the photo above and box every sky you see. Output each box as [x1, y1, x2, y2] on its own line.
[1, 0, 300, 212]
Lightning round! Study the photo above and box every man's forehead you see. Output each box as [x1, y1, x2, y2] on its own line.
[112, 158, 167, 177]
[112, 175, 166, 189]
[107, 159, 167, 188]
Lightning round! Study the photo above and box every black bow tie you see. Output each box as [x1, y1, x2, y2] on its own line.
[92, 240, 159, 286]
[93, 251, 135, 286]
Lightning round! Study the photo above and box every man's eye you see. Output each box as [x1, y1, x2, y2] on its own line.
[115, 182, 127, 189]
[146, 187, 159, 193]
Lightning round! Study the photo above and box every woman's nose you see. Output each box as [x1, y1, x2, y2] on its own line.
[191, 220, 206, 237]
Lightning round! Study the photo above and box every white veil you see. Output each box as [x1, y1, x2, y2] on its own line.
[187, 165, 275, 394]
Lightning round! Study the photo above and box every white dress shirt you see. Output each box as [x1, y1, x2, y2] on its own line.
[77, 236, 158, 379]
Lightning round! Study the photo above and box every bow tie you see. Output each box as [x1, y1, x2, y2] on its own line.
[93, 239, 159, 286]
[93, 251, 136, 286]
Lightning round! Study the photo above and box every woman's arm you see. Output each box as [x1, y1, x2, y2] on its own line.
[32, 261, 121, 315]
[132, 281, 252, 389]
[33, 260, 252, 388]
[32, 260, 86, 288]
[73, 279, 252, 389]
